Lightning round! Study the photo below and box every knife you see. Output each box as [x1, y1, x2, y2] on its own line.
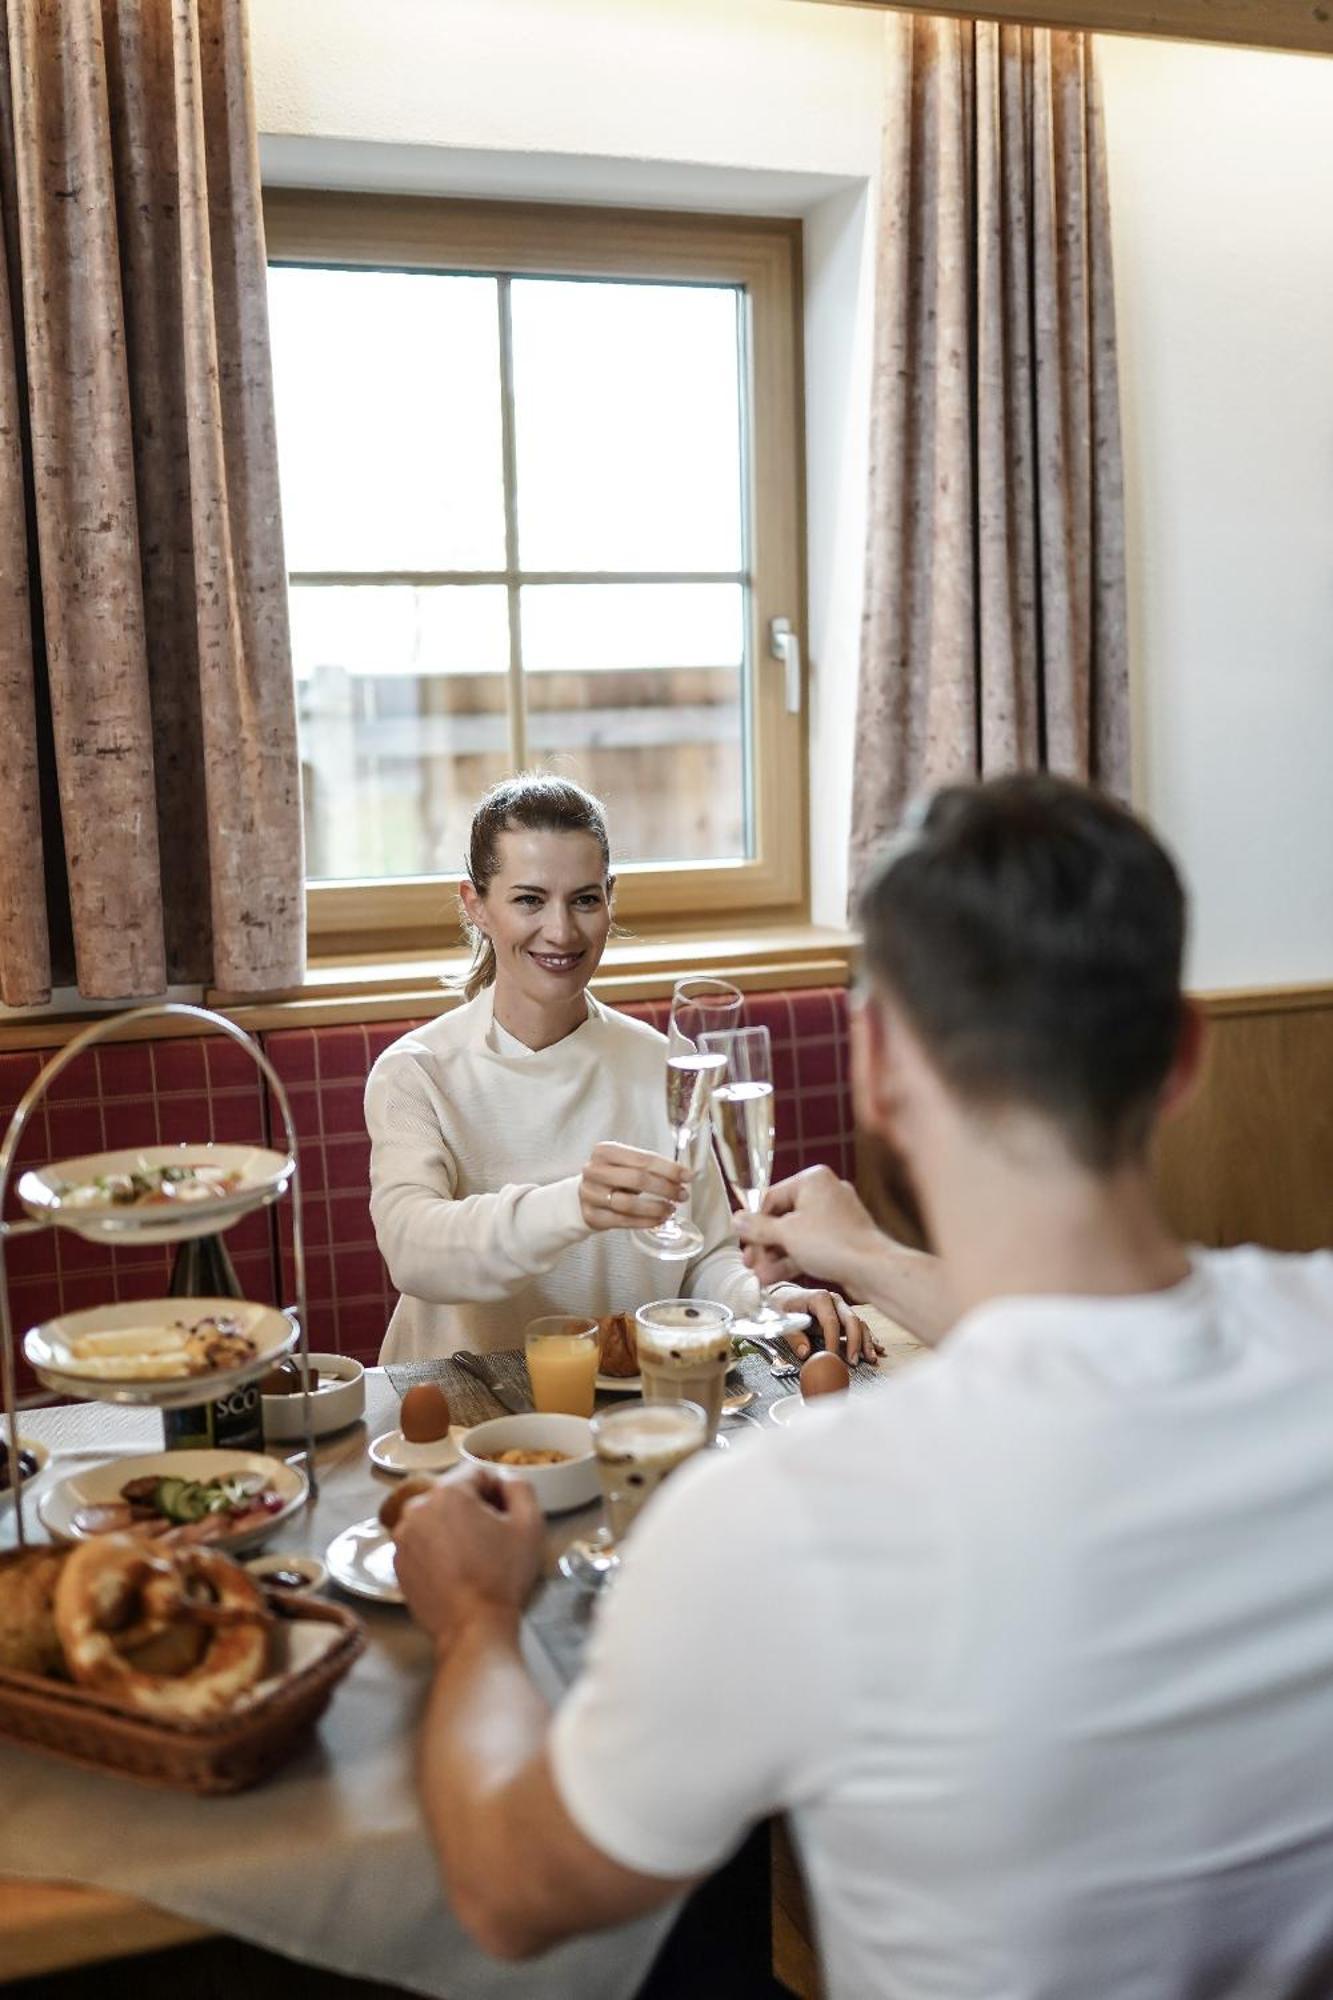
[451, 1351, 531, 1416]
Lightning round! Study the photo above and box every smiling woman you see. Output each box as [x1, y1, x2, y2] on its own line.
[364, 773, 863, 1363]
[457, 774, 614, 1044]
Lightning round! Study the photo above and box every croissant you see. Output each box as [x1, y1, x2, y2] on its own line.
[596, 1312, 639, 1378]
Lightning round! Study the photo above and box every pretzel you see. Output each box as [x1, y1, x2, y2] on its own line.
[54, 1535, 271, 1723]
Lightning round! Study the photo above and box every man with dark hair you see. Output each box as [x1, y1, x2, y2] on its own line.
[392, 775, 1333, 1998]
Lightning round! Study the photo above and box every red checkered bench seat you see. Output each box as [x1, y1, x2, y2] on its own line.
[1, 987, 853, 1377]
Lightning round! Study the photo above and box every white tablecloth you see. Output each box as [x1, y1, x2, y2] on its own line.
[0, 1374, 679, 2000]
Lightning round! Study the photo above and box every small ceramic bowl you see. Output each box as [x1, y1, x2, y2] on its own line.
[0, 1436, 49, 1510]
[262, 1353, 365, 1442]
[459, 1414, 597, 1515]
[245, 1551, 327, 1595]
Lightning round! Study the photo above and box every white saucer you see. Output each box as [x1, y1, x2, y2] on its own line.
[595, 1372, 642, 1394]
[769, 1394, 806, 1428]
[368, 1426, 464, 1476]
[325, 1516, 404, 1605]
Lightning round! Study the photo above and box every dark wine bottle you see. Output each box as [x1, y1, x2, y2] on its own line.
[161, 1233, 264, 1452]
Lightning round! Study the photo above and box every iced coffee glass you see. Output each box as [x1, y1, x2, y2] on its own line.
[591, 1398, 709, 1543]
[634, 1298, 733, 1444]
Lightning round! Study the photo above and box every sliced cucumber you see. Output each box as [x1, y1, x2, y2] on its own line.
[154, 1477, 192, 1521]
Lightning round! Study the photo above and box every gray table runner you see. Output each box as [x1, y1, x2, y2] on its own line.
[0, 1377, 677, 2000]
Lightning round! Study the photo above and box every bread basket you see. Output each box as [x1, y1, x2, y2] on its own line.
[0, 1593, 365, 1794]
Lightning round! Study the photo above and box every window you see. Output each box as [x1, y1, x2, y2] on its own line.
[264, 194, 807, 955]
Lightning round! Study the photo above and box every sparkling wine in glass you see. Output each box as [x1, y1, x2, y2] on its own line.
[702, 1025, 797, 1337]
[633, 977, 742, 1261]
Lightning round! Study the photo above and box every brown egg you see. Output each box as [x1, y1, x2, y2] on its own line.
[400, 1383, 452, 1443]
[799, 1350, 851, 1400]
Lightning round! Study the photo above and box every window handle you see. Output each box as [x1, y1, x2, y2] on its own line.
[769, 617, 802, 716]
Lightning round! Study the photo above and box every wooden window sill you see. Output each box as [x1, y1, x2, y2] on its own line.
[0, 927, 858, 1050]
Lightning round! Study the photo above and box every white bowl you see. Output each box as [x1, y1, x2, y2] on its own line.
[262, 1353, 365, 1441]
[460, 1414, 597, 1515]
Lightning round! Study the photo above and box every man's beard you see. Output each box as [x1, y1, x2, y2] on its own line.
[854, 1128, 932, 1252]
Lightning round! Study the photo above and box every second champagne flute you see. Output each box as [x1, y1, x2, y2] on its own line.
[702, 1024, 794, 1339]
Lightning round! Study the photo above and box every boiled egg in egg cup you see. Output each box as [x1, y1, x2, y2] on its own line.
[369, 1382, 466, 1476]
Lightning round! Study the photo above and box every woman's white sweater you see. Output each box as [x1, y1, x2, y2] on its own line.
[366, 988, 760, 1361]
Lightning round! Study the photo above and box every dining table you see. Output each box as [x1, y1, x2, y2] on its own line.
[0, 1306, 928, 1997]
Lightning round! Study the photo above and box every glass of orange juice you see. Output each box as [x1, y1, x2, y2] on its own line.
[524, 1315, 600, 1417]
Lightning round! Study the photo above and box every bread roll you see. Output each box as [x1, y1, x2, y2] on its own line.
[596, 1312, 639, 1378]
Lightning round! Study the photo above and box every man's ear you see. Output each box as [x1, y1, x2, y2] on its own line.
[459, 880, 488, 935]
[1159, 998, 1206, 1119]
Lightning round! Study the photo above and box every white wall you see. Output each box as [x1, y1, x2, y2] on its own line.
[253, 0, 882, 180]
[251, 0, 1333, 991]
[1098, 37, 1333, 989]
[252, 0, 881, 939]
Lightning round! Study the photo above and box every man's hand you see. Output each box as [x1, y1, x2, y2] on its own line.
[737, 1166, 884, 1297]
[393, 1469, 545, 1656]
[579, 1141, 688, 1233]
[772, 1286, 879, 1366]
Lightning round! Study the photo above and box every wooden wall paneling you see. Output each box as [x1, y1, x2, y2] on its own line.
[1154, 992, 1333, 1252]
[855, 988, 1333, 1257]
[808, 0, 1333, 60]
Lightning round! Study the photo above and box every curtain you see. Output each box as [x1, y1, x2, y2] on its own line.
[0, 0, 302, 1006]
[849, 16, 1129, 897]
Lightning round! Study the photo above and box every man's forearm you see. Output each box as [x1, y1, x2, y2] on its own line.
[419, 1608, 554, 1956]
[846, 1237, 954, 1346]
[417, 1607, 684, 1960]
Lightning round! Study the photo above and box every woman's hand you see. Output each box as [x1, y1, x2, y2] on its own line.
[579, 1142, 689, 1233]
[773, 1287, 880, 1367]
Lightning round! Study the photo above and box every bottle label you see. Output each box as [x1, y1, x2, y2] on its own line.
[162, 1380, 263, 1453]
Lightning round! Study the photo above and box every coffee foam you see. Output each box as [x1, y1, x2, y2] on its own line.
[635, 1299, 731, 1358]
[595, 1405, 704, 1463]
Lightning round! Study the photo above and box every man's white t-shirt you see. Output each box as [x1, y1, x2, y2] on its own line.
[550, 1248, 1333, 2000]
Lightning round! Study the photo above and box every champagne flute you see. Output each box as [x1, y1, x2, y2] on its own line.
[701, 1024, 796, 1338]
[633, 977, 742, 1260]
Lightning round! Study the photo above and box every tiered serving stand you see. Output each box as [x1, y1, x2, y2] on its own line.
[0, 1002, 316, 1549]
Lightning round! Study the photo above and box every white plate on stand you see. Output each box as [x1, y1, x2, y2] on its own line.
[325, 1516, 405, 1606]
[39, 1448, 307, 1553]
[24, 1298, 297, 1408]
[18, 1144, 293, 1245]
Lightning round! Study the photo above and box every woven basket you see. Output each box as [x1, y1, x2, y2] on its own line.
[0, 1594, 366, 1794]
